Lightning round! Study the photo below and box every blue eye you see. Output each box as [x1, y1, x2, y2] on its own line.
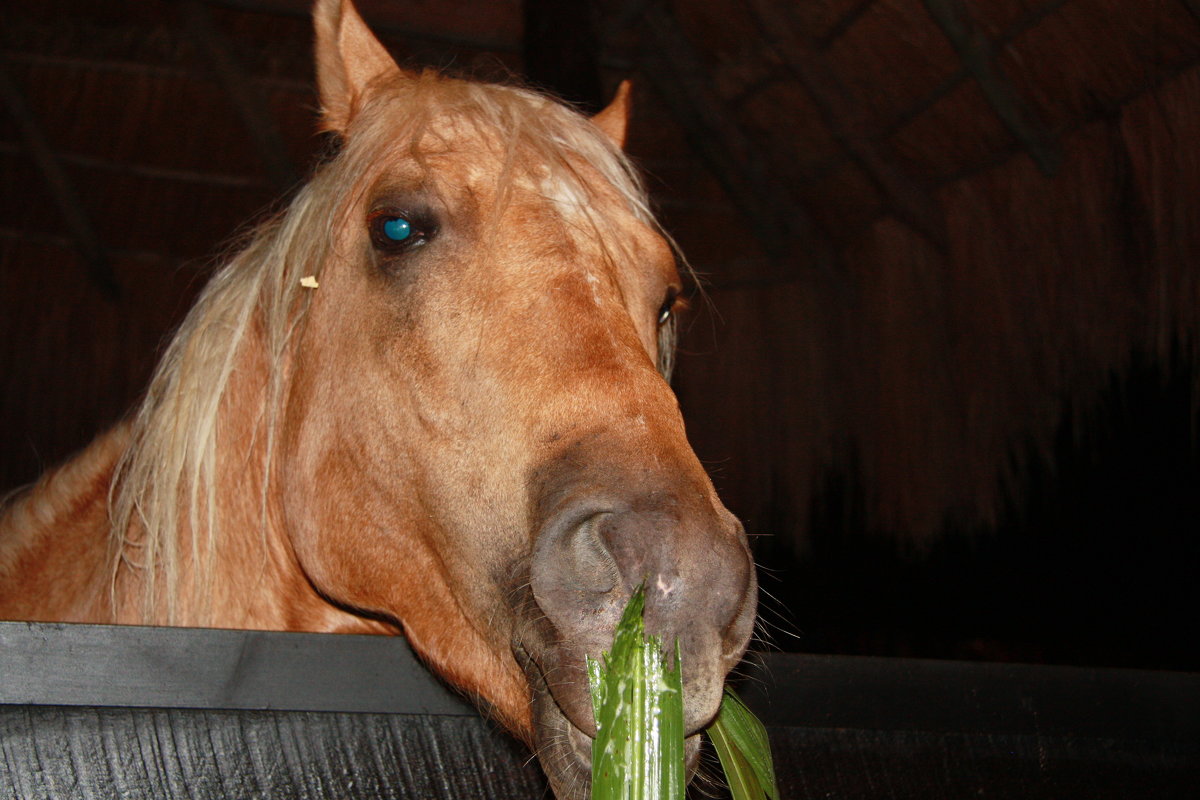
[369, 210, 433, 253]
[382, 216, 411, 242]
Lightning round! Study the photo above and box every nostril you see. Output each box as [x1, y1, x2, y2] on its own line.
[533, 505, 626, 606]
[565, 512, 620, 594]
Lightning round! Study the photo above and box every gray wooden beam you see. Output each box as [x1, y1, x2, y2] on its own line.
[921, 0, 1062, 177]
[179, 0, 299, 191]
[0, 621, 473, 714]
[745, 0, 946, 246]
[2, 624, 1196, 799]
[1, 708, 548, 800]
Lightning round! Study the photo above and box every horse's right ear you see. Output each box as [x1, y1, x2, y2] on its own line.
[592, 80, 632, 149]
[313, 0, 402, 134]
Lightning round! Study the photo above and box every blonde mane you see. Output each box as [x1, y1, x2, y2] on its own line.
[109, 70, 678, 624]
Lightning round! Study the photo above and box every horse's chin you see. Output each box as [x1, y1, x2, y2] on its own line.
[520, 645, 702, 799]
[529, 685, 595, 800]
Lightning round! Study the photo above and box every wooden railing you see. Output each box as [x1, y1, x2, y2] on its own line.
[3, 622, 1197, 799]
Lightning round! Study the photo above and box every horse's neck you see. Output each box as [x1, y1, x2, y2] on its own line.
[0, 336, 386, 634]
[125, 331, 387, 634]
[0, 425, 128, 622]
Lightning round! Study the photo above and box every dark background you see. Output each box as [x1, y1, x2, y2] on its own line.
[1, 0, 1197, 670]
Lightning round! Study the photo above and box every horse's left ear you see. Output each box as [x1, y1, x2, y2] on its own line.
[592, 80, 632, 149]
[313, 0, 402, 134]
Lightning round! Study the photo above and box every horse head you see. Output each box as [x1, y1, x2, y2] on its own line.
[276, 1, 757, 795]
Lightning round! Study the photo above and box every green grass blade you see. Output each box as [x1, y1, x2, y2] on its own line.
[707, 689, 779, 800]
[657, 640, 685, 800]
[588, 588, 777, 800]
[707, 716, 763, 800]
[589, 585, 685, 800]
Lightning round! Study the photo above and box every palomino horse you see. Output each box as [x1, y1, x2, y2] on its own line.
[0, 0, 757, 795]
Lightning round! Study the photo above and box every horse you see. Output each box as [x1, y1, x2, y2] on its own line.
[0, 0, 757, 796]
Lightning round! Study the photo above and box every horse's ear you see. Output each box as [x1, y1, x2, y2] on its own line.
[592, 80, 632, 149]
[313, 0, 402, 134]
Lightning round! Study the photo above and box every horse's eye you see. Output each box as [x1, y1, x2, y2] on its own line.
[368, 211, 432, 253]
[382, 217, 410, 241]
[657, 286, 680, 326]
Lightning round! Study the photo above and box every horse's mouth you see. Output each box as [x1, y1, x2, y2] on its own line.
[517, 641, 701, 799]
[516, 641, 592, 798]
[534, 691, 703, 800]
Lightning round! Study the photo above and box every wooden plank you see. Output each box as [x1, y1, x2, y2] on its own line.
[0, 707, 546, 800]
[1, 624, 1196, 798]
[921, 0, 1062, 176]
[2, 705, 1192, 800]
[744, 653, 1200, 798]
[0, 622, 474, 715]
[744, 0, 947, 246]
[742, 652, 1200, 741]
[5, 622, 1197, 739]
[765, 726, 1198, 800]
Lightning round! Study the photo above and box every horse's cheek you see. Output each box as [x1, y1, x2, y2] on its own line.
[278, 449, 403, 608]
[276, 429, 533, 734]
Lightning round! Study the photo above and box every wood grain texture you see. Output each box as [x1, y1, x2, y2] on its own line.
[1, 707, 545, 800]
[742, 652, 1200, 740]
[2, 625, 1197, 798]
[766, 726, 1198, 800]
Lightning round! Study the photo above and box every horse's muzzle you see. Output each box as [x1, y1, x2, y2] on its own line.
[516, 443, 758, 799]
[530, 496, 755, 727]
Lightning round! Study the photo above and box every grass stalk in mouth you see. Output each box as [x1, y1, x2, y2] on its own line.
[587, 585, 778, 800]
[587, 586, 685, 800]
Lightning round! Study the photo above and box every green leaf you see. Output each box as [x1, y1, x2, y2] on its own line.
[588, 588, 778, 800]
[708, 718, 763, 800]
[707, 689, 779, 800]
[588, 585, 686, 800]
